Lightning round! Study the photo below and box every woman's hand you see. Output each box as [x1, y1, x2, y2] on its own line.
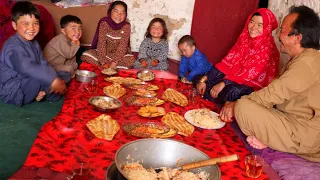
[210, 82, 225, 98]
[219, 101, 236, 122]
[196, 82, 206, 95]
[151, 59, 159, 66]
[71, 39, 80, 46]
[140, 59, 148, 67]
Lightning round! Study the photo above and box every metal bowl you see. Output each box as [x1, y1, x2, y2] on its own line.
[89, 96, 122, 112]
[136, 70, 156, 81]
[75, 70, 97, 83]
[115, 139, 221, 180]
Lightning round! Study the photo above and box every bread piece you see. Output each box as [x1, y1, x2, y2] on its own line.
[162, 88, 188, 106]
[162, 112, 194, 136]
[105, 77, 142, 85]
[103, 83, 126, 99]
[86, 114, 120, 141]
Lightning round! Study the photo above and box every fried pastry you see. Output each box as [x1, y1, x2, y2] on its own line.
[162, 88, 188, 106]
[137, 105, 166, 117]
[103, 83, 126, 99]
[162, 112, 194, 136]
[86, 114, 120, 141]
[105, 77, 142, 85]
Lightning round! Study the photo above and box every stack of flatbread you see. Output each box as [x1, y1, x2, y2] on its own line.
[162, 112, 194, 136]
[103, 83, 126, 99]
[86, 114, 120, 141]
[162, 88, 188, 106]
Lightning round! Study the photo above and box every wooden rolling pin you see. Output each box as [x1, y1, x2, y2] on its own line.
[179, 154, 239, 170]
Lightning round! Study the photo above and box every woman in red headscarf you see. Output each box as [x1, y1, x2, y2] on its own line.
[196, 8, 280, 104]
[81, 1, 134, 68]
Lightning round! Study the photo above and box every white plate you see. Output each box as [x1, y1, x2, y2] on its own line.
[184, 109, 226, 130]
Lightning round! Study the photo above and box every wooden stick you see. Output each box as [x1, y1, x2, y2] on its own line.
[181, 154, 239, 170]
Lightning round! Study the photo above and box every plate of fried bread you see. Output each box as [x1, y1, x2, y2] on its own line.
[105, 77, 143, 85]
[123, 122, 177, 138]
[161, 112, 194, 136]
[125, 96, 158, 106]
[103, 83, 126, 99]
[126, 83, 159, 91]
[133, 89, 157, 98]
[137, 105, 166, 118]
[86, 114, 120, 141]
[101, 68, 118, 75]
[184, 108, 225, 129]
[162, 88, 188, 106]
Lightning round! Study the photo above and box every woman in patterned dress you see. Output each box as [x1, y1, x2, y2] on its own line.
[196, 8, 280, 104]
[81, 1, 134, 68]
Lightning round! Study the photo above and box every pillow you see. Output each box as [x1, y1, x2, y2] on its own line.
[54, 0, 93, 8]
[92, 0, 113, 4]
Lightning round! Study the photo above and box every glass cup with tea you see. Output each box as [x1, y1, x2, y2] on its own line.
[84, 79, 98, 94]
[245, 155, 264, 178]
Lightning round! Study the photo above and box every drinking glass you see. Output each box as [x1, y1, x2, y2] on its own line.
[245, 155, 264, 178]
[67, 162, 91, 180]
[84, 80, 98, 94]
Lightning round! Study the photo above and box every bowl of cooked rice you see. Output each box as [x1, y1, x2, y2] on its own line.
[115, 139, 221, 180]
[88, 96, 122, 111]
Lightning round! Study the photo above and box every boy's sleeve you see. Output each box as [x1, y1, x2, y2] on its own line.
[155, 41, 169, 70]
[178, 57, 188, 78]
[51, 35, 80, 59]
[5, 44, 57, 86]
[186, 55, 208, 81]
[137, 39, 148, 60]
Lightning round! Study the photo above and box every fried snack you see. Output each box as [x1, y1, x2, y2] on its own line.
[133, 89, 157, 97]
[105, 77, 142, 85]
[126, 96, 158, 106]
[128, 84, 159, 91]
[103, 83, 126, 99]
[138, 105, 166, 117]
[162, 112, 194, 136]
[86, 114, 120, 141]
[162, 88, 188, 106]
[150, 99, 165, 106]
[151, 128, 177, 138]
[101, 68, 117, 75]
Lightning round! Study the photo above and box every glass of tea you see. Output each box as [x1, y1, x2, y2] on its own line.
[245, 155, 264, 178]
[68, 162, 91, 180]
[84, 79, 98, 94]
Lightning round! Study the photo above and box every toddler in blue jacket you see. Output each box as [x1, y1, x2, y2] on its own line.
[178, 35, 212, 84]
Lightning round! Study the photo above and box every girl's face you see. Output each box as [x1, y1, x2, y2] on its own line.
[111, 4, 126, 24]
[248, 15, 263, 38]
[150, 22, 164, 39]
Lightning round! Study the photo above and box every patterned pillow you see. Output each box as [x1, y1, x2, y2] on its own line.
[54, 0, 93, 8]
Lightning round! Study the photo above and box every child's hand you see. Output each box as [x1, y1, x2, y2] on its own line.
[72, 40, 80, 46]
[109, 62, 117, 68]
[140, 59, 148, 67]
[151, 59, 159, 66]
[181, 77, 192, 84]
[50, 78, 67, 94]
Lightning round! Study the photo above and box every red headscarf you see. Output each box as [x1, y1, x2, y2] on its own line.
[215, 8, 280, 90]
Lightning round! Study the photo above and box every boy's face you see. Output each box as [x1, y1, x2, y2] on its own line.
[12, 14, 40, 41]
[61, 22, 82, 41]
[178, 42, 195, 58]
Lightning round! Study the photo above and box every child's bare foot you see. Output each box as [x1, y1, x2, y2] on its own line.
[246, 136, 268, 149]
[35, 91, 46, 101]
